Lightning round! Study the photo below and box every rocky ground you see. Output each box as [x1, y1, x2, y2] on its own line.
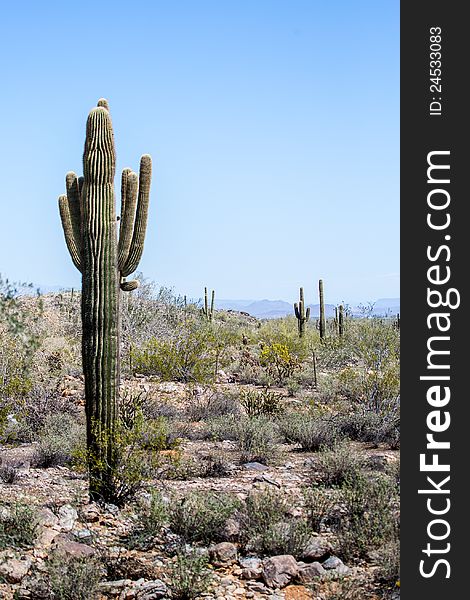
[1, 380, 399, 600]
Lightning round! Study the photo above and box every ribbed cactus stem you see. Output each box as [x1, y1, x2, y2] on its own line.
[58, 99, 152, 502]
[319, 279, 326, 340]
[294, 287, 310, 338]
[338, 304, 344, 336]
[202, 287, 215, 321]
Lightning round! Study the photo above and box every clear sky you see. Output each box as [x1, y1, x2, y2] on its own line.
[0, 0, 399, 305]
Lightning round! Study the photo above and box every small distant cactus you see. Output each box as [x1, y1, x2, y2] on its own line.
[201, 287, 215, 322]
[58, 99, 152, 502]
[338, 304, 344, 336]
[294, 287, 310, 338]
[319, 280, 326, 340]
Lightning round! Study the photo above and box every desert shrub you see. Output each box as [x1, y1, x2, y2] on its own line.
[279, 413, 338, 451]
[169, 491, 240, 544]
[33, 413, 85, 468]
[259, 343, 301, 384]
[47, 555, 102, 600]
[240, 488, 287, 541]
[0, 501, 38, 548]
[208, 415, 281, 464]
[0, 463, 19, 484]
[315, 443, 364, 487]
[375, 539, 400, 589]
[198, 452, 231, 478]
[256, 317, 312, 359]
[77, 413, 177, 506]
[129, 490, 169, 546]
[334, 408, 400, 449]
[338, 474, 399, 559]
[250, 519, 312, 558]
[169, 551, 213, 600]
[239, 387, 285, 417]
[130, 320, 227, 384]
[303, 487, 341, 532]
[185, 386, 241, 421]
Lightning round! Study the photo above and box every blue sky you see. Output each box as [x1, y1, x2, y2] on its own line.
[0, 0, 399, 304]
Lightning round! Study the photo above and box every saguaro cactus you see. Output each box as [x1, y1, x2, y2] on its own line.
[58, 99, 151, 501]
[338, 304, 344, 336]
[319, 279, 326, 340]
[202, 287, 215, 322]
[294, 287, 310, 338]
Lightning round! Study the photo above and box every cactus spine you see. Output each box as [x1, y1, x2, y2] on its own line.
[319, 279, 326, 340]
[202, 287, 215, 321]
[294, 287, 310, 338]
[58, 99, 151, 502]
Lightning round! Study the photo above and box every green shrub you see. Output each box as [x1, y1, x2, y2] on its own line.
[279, 413, 338, 451]
[77, 413, 176, 506]
[169, 551, 213, 600]
[208, 415, 281, 464]
[303, 487, 341, 532]
[315, 443, 364, 487]
[129, 490, 169, 546]
[375, 539, 400, 589]
[250, 519, 312, 558]
[33, 413, 85, 468]
[169, 491, 240, 544]
[184, 386, 241, 421]
[338, 474, 399, 559]
[130, 321, 221, 383]
[47, 556, 102, 600]
[259, 343, 300, 384]
[0, 501, 38, 548]
[239, 387, 285, 417]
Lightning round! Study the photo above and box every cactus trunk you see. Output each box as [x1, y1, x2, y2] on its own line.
[58, 100, 151, 502]
[294, 287, 310, 338]
[319, 279, 326, 340]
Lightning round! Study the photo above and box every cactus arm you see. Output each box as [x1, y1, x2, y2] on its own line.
[120, 278, 140, 292]
[58, 186, 82, 272]
[210, 289, 215, 317]
[118, 168, 138, 270]
[306, 307, 310, 321]
[294, 303, 300, 319]
[121, 154, 152, 277]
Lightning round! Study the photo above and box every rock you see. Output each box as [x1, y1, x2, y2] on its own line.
[262, 555, 299, 588]
[104, 503, 119, 515]
[37, 507, 59, 528]
[80, 503, 100, 523]
[0, 557, 32, 583]
[210, 542, 238, 565]
[322, 555, 350, 574]
[133, 579, 167, 599]
[296, 561, 326, 582]
[223, 517, 241, 540]
[243, 462, 269, 471]
[37, 526, 60, 548]
[239, 557, 263, 579]
[283, 585, 315, 600]
[73, 528, 93, 541]
[51, 534, 96, 559]
[301, 536, 333, 562]
[57, 504, 78, 531]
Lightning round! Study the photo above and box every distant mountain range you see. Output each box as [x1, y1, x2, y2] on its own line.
[216, 298, 400, 319]
[32, 285, 399, 320]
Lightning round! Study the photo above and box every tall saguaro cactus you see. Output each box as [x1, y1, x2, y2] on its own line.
[58, 99, 151, 501]
[318, 279, 326, 340]
[294, 287, 310, 338]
